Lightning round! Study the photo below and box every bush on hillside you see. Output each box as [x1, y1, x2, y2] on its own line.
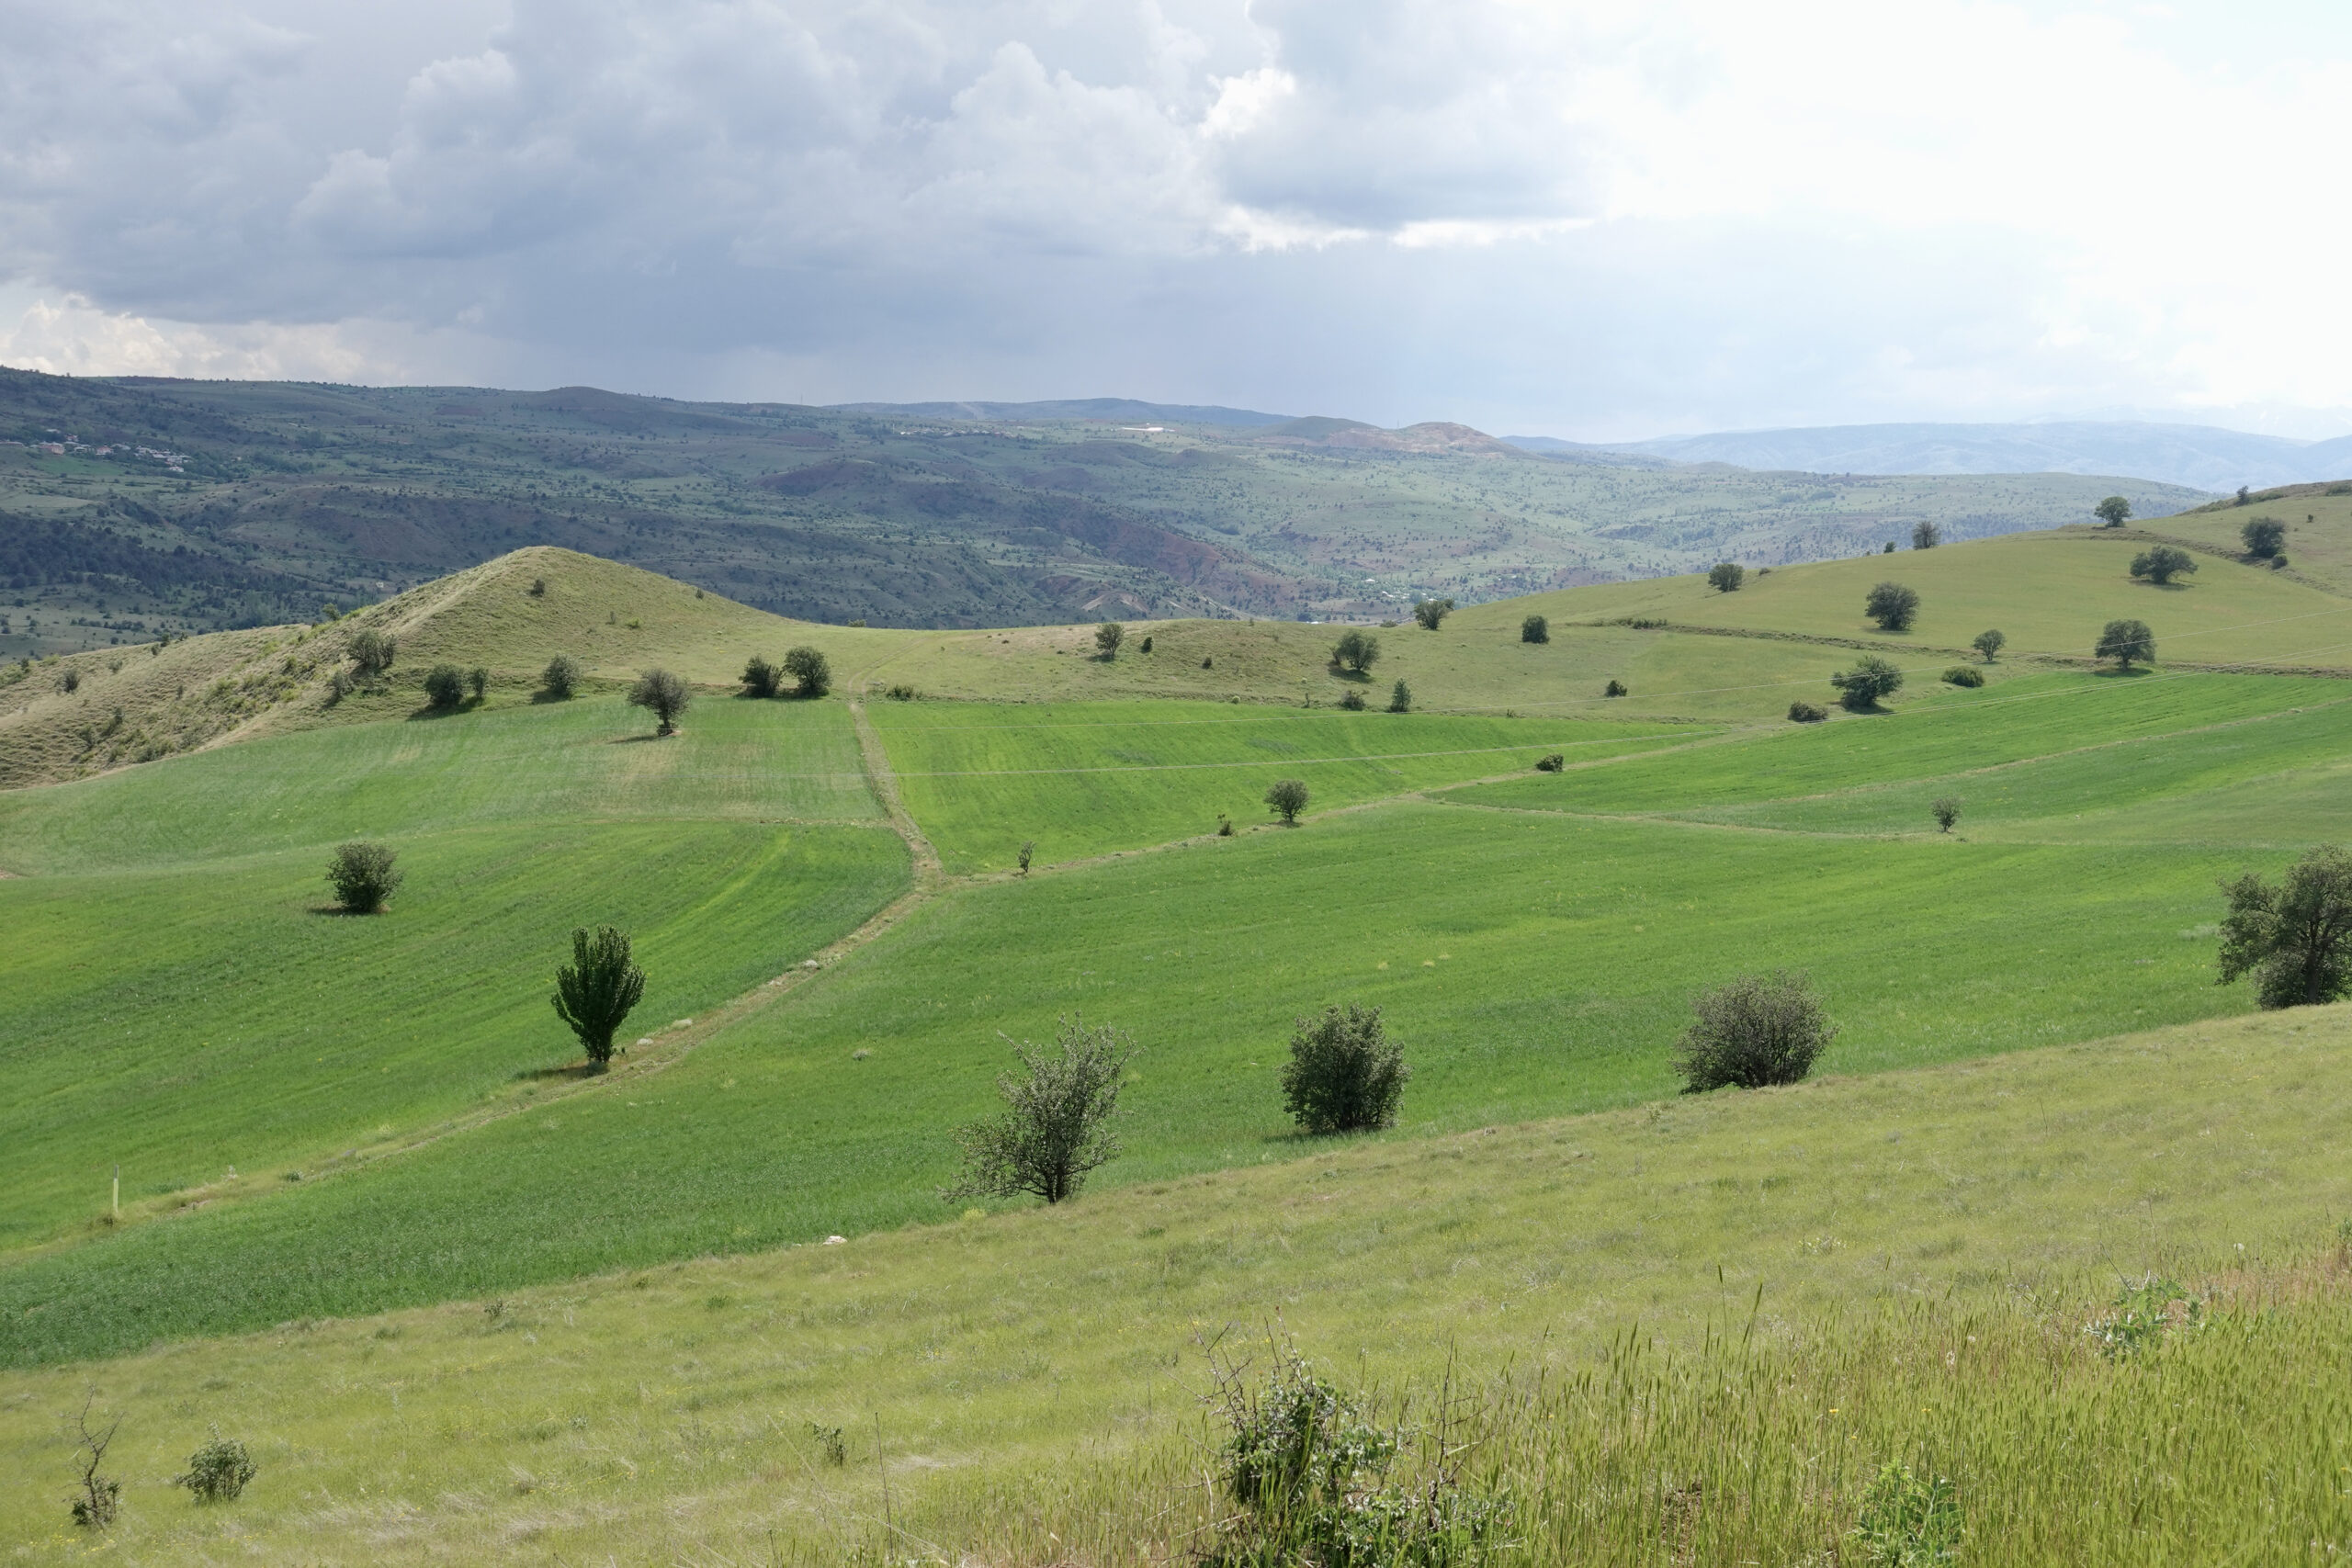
[1852, 1462, 1962, 1566]
[741, 655, 782, 698]
[1912, 521, 1941, 549]
[2096, 618, 2154, 670]
[422, 663, 466, 708]
[1265, 778, 1310, 824]
[884, 682, 917, 701]
[941, 1017, 1135, 1205]
[1534, 752, 1565, 772]
[1830, 654, 1904, 711]
[1331, 627, 1380, 674]
[1941, 665, 1984, 687]
[1412, 597, 1454, 631]
[468, 666, 488, 703]
[326, 841, 401, 913]
[628, 668, 691, 734]
[1339, 687, 1367, 710]
[347, 627, 396, 678]
[175, 1427, 257, 1503]
[1386, 679, 1412, 713]
[68, 1398, 120, 1531]
[2131, 545, 2198, 585]
[1864, 581, 1920, 632]
[550, 925, 647, 1069]
[1017, 840, 1035, 874]
[1788, 700, 1828, 722]
[1521, 613, 1549, 643]
[540, 654, 581, 700]
[2242, 516, 2287, 558]
[1282, 1003, 1408, 1134]
[527, 577, 547, 597]
[1095, 622, 1125, 660]
[2218, 844, 2352, 1009]
[1139, 635, 1153, 653]
[1932, 795, 1962, 832]
[784, 645, 831, 697]
[1604, 678, 1628, 697]
[2096, 495, 2133, 527]
[1972, 628, 2006, 662]
[1672, 971, 1836, 1092]
[1707, 561, 1745, 592]
[60, 668, 79, 694]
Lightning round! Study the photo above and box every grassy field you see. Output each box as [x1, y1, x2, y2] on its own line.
[2153, 484, 2352, 595]
[0, 1003, 2346, 1562]
[868, 700, 1704, 872]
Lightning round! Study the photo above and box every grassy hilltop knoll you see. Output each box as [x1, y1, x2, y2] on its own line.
[2, 513, 2349, 1560]
[0, 366, 2208, 654]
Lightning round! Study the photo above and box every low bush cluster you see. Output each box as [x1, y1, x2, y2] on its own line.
[1533, 752, 1565, 772]
[1673, 971, 1836, 1091]
[1788, 700, 1828, 723]
[1941, 665, 1983, 687]
[1283, 1003, 1408, 1134]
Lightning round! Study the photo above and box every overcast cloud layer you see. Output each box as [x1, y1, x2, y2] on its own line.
[3, 0, 2349, 440]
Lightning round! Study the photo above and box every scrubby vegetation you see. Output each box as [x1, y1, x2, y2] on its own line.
[1672, 971, 1836, 1091]
[1831, 653, 1904, 710]
[1281, 1003, 1408, 1134]
[1864, 581, 1920, 631]
[325, 841, 401, 913]
[943, 1019, 1134, 1205]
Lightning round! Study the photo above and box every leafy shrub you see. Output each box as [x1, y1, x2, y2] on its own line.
[175, 1427, 257, 1503]
[941, 1017, 1135, 1205]
[2095, 618, 2154, 670]
[347, 627, 396, 677]
[808, 1423, 846, 1466]
[2218, 843, 2352, 1008]
[1282, 1003, 1408, 1134]
[741, 655, 782, 698]
[1864, 581, 1920, 631]
[1412, 597, 1454, 631]
[60, 667, 79, 694]
[1830, 654, 1904, 711]
[1265, 778, 1310, 824]
[628, 668, 690, 734]
[326, 841, 401, 913]
[1331, 627, 1380, 673]
[1672, 971, 1836, 1091]
[884, 682, 917, 701]
[1708, 561, 1745, 592]
[1216, 814, 1234, 837]
[1931, 795, 1962, 832]
[1339, 687, 1367, 710]
[784, 645, 831, 697]
[422, 663, 466, 708]
[2130, 545, 2198, 584]
[1911, 520, 1940, 549]
[1788, 700, 1828, 722]
[2085, 1276, 2203, 1359]
[1972, 628, 2005, 662]
[1603, 678, 1628, 697]
[2242, 515, 2287, 558]
[1094, 621, 1125, 659]
[1017, 840, 1035, 873]
[1852, 1461, 1962, 1565]
[540, 655, 581, 699]
[1520, 614, 1548, 642]
[1138, 635, 1153, 653]
[551, 925, 647, 1068]
[1534, 752, 1565, 772]
[1387, 680, 1411, 713]
[468, 667, 488, 702]
[2273, 554, 2290, 570]
[528, 577, 547, 596]
[1940, 665, 1983, 687]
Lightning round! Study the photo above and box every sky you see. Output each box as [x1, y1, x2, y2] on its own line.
[3, 0, 2349, 441]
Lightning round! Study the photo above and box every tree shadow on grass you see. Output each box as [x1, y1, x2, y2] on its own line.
[513, 1062, 607, 1083]
[2093, 666, 2156, 678]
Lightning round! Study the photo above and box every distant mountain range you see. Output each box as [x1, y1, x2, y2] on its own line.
[1506, 421, 2352, 493]
[831, 397, 1290, 427]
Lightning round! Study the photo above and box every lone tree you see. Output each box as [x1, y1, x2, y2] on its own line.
[423, 662, 466, 709]
[1972, 628, 2006, 663]
[347, 627, 396, 679]
[784, 645, 831, 697]
[1330, 627, 1380, 674]
[540, 654, 582, 700]
[1387, 679, 1412, 712]
[941, 1018, 1135, 1205]
[741, 655, 782, 697]
[1282, 1003, 1408, 1134]
[1412, 597, 1454, 631]
[1931, 795, 1962, 832]
[326, 841, 402, 913]
[2242, 516, 2288, 558]
[2095, 495, 2133, 527]
[551, 925, 647, 1069]
[468, 666, 489, 703]
[1911, 521, 1941, 549]
[1094, 622, 1125, 660]
[2218, 844, 2352, 1008]
[628, 668, 691, 734]
[2096, 617, 2155, 670]
[1707, 561, 1746, 592]
[2131, 545, 2198, 585]
[1864, 581, 1921, 632]
[1830, 654, 1904, 711]
[1672, 971, 1837, 1092]
[1265, 777, 1310, 824]
[1520, 614, 1549, 643]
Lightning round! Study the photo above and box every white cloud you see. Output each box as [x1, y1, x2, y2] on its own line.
[1, 0, 2349, 436]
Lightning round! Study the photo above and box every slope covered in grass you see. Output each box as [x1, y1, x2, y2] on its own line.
[1, 1005, 2346, 1562]
[2149, 486, 2352, 595]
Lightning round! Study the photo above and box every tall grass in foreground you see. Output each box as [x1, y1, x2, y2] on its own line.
[788, 1253, 2352, 1566]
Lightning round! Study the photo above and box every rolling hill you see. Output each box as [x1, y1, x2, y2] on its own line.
[2, 509, 2348, 1561]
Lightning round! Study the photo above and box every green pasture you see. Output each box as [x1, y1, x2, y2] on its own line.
[868, 698, 1705, 871]
[2152, 490, 2352, 596]
[0, 789, 2278, 1364]
[1482, 527, 2352, 667]
[1, 1003, 2346, 1562]
[0, 691, 877, 875]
